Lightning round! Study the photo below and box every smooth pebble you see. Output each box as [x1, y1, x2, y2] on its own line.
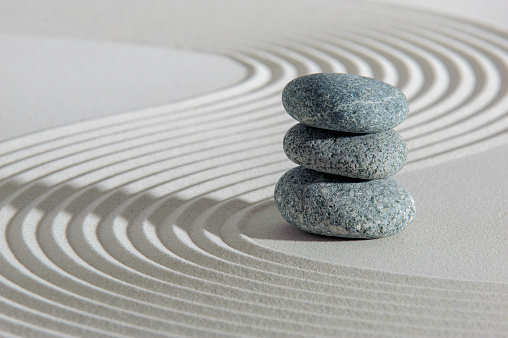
[274, 166, 415, 239]
[282, 73, 409, 133]
[283, 123, 408, 179]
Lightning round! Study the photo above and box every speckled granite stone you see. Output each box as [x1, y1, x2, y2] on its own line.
[274, 167, 415, 238]
[283, 123, 408, 179]
[282, 73, 409, 133]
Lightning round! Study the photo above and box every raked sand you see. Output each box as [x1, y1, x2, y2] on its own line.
[0, 0, 506, 336]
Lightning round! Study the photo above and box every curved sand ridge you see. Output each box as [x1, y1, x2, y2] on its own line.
[0, 0, 507, 336]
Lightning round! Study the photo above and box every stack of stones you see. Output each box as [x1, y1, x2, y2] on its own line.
[274, 73, 415, 239]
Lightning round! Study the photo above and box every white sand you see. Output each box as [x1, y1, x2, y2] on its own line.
[0, 0, 506, 336]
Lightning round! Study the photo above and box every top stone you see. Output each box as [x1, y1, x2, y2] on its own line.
[282, 73, 409, 133]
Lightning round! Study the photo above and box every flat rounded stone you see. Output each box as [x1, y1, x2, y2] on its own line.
[282, 73, 409, 133]
[283, 123, 408, 179]
[274, 166, 415, 238]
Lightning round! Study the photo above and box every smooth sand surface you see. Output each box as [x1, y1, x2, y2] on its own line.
[252, 144, 508, 283]
[0, 34, 246, 141]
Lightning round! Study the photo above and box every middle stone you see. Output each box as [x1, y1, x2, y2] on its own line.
[283, 123, 408, 179]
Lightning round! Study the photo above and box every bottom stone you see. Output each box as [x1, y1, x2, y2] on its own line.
[274, 166, 415, 239]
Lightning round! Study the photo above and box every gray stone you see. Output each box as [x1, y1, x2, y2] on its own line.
[274, 166, 415, 238]
[283, 123, 408, 179]
[282, 73, 409, 133]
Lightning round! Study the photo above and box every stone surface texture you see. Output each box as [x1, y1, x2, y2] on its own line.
[283, 123, 408, 179]
[282, 73, 409, 133]
[274, 166, 415, 239]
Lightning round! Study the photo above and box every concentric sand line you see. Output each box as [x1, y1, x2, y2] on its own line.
[0, 0, 507, 336]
